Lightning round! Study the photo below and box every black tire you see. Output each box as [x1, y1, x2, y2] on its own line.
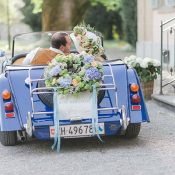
[0, 131, 17, 146]
[124, 123, 141, 138]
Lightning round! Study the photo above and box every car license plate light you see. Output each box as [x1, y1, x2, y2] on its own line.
[131, 105, 141, 111]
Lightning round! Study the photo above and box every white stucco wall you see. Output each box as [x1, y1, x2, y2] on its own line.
[137, 0, 175, 71]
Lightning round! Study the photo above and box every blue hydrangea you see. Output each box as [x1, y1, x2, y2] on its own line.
[83, 55, 94, 64]
[58, 77, 72, 88]
[85, 67, 101, 80]
[49, 65, 61, 76]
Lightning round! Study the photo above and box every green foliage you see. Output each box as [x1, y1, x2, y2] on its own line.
[121, 0, 137, 47]
[31, 0, 43, 13]
[84, 3, 123, 40]
[20, 0, 42, 31]
[0, 0, 24, 24]
[90, 0, 121, 11]
[74, 21, 96, 33]
[25, 0, 136, 45]
[31, 0, 121, 13]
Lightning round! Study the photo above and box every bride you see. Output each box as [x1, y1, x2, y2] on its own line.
[70, 24, 106, 62]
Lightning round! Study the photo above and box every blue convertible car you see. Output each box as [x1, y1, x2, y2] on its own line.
[0, 32, 149, 146]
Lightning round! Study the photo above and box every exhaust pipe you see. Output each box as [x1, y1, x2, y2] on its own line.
[18, 131, 27, 142]
[20, 136, 26, 142]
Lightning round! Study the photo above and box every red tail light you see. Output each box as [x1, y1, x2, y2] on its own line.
[4, 102, 14, 112]
[131, 94, 141, 104]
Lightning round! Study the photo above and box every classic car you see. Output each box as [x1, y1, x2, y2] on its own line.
[0, 31, 149, 146]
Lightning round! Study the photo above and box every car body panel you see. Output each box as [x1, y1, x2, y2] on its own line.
[127, 68, 150, 123]
[0, 62, 149, 139]
[0, 74, 22, 131]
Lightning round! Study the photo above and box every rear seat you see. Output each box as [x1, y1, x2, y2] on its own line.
[12, 53, 27, 65]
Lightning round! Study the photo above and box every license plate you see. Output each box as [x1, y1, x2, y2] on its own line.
[50, 123, 105, 138]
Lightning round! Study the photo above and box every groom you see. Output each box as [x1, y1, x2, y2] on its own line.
[23, 32, 72, 65]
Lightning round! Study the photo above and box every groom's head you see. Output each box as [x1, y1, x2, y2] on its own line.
[51, 32, 71, 55]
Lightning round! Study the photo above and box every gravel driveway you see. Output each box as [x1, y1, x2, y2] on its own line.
[0, 101, 175, 175]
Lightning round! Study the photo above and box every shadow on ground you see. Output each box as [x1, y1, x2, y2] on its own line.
[13, 135, 147, 154]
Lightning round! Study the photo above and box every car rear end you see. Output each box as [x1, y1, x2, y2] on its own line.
[0, 62, 149, 145]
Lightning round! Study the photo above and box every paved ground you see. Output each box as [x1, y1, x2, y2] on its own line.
[1, 45, 175, 175]
[0, 100, 175, 175]
[105, 47, 135, 60]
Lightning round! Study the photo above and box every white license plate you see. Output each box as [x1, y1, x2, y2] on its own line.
[50, 123, 105, 138]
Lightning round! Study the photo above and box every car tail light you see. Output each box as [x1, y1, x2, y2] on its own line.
[131, 94, 141, 104]
[5, 112, 15, 118]
[130, 83, 139, 93]
[4, 102, 14, 112]
[2, 90, 11, 100]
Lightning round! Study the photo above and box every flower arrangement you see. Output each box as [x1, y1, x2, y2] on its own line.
[71, 23, 104, 56]
[123, 55, 160, 82]
[44, 53, 103, 95]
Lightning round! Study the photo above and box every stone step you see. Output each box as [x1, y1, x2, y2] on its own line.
[152, 94, 175, 112]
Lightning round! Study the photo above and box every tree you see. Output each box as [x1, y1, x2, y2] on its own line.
[0, 0, 24, 49]
[84, 4, 123, 40]
[90, 0, 137, 46]
[121, 0, 137, 47]
[31, 0, 89, 31]
[90, 0, 121, 11]
[20, 0, 41, 31]
[0, 0, 24, 23]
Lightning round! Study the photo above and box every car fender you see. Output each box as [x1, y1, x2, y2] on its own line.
[127, 68, 150, 123]
[0, 73, 23, 131]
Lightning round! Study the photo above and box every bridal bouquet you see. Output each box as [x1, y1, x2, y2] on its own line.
[70, 23, 104, 56]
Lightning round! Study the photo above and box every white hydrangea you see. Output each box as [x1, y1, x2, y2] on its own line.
[122, 55, 160, 82]
[144, 57, 153, 63]
[152, 59, 160, 67]
[135, 57, 141, 62]
[123, 57, 129, 64]
[140, 60, 148, 68]
[124, 55, 135, 62]
[135, 57, 142, 66]
[123, 55, 160, 69]
[129, 55, 137, 60]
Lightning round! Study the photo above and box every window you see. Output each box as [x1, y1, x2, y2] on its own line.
[165, 0, 175, 6]
[151, 0, 159, 9]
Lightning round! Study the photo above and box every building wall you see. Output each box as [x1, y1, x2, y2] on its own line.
[137, 0, 153, 58]
[137, 0, 175, 71]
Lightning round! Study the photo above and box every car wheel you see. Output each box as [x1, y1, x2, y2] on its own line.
[0, 131, 17, 146]
[124, 123, 141, 138]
